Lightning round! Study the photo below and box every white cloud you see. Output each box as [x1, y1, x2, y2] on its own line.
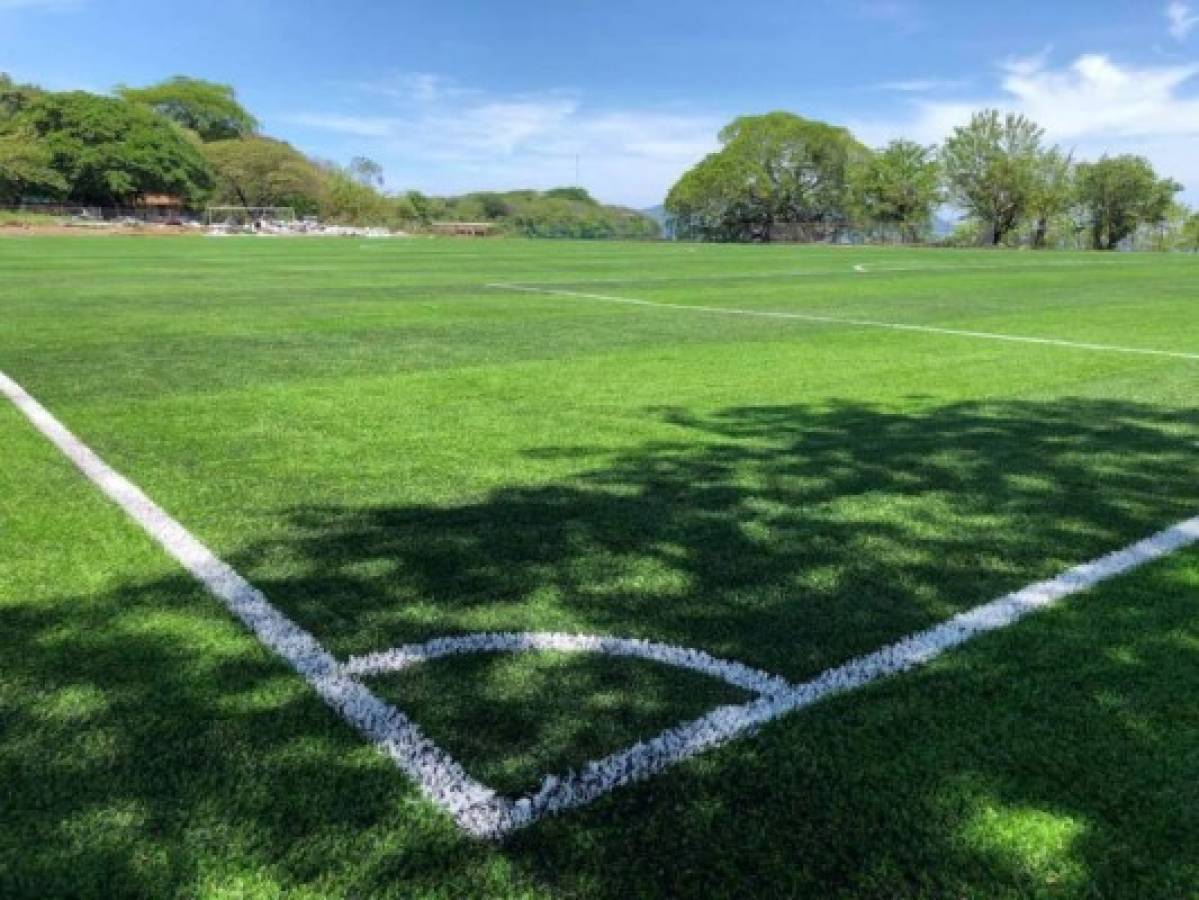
[281, 75, 721, 206]
[852, 52, 1199, 199]
[874, 79, 967, 93]
[1167, 2, 1198, 41]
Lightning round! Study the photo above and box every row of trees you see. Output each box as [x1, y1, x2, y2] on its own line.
[0, 73, 659, 237]
[666, 110, 1190, 250]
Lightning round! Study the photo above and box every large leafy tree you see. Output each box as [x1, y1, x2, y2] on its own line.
[12, 91, 212, 206]
[941, 110, 1046, 245]
[1074, 154, 1181, 250]
[1027, 148, 1075, 249]
[202, 136, 326, 214]
[849, 139, 941, 242]
[0, 128, 67, 203]
[117, 76, 258, 142]
[666, 112, 869, 241]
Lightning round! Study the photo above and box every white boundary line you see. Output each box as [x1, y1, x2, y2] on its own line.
[5, 368, 1199, 839]
[0, 371, 512, 839]
[487, 282, 1199, 362]
[488, 257, 1162, 288]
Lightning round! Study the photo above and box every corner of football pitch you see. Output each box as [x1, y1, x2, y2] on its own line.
[3, 236, 1198, 897]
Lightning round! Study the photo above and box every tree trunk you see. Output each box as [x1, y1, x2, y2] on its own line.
[1032, 217, 1048, 249]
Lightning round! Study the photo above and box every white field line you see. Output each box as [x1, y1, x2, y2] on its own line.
[511, 511, 1199, 823]
[344, 631, 793, 697]
[490, 257, 1154, 288]
[6, 368, 1199, 838]
[487, 282, 1199, 362]
[0, 371, 515, 839]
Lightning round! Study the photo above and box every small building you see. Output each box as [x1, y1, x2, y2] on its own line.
[136, 193, 185, 220]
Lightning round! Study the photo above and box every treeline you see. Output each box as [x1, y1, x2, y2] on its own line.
[0, 73, 659, 238]
[666, 110, 1198, 250]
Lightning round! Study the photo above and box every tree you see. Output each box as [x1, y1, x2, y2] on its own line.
[1027, 148, 1074, 249]
[941, 110, 1046, 246]
[1074, 155, 1181, 250]
[849, 139, 941, 242]
[13, 91, 212, 206]
[117, 76, 258, 142]
[202, 136, 325, 214]
[319, 163, 391, 224]
[666, 112, 869, 241]
[348, 156, 384, 188]
[0, 128, 67, 203]
[1180, 212, 1199, 253]
[0, 73, 42, 122]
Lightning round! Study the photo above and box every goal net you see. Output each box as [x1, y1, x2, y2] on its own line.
[204, 206, 297, 232]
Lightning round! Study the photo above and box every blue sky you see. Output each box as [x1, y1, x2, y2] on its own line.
[3, 0, 1198, 206]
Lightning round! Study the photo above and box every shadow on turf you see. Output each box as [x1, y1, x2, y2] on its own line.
[4, 398, 1198, 896]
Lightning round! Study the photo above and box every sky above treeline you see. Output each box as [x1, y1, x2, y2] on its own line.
[3, 0, 1198, 207]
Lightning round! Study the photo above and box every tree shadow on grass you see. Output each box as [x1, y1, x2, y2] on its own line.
[0, 575, 527, 899]
[245, 398, 1199, 683]
[5, 397, 1199, 897]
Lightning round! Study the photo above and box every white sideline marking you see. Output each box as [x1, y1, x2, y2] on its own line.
[487, 282, 1199, 362]
[492, 257, 1154, 288]
[0, 371, 512, 839]
[5, 368, 1199, 838]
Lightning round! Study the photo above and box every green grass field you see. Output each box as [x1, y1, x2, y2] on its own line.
[2, 236, 1198, 898]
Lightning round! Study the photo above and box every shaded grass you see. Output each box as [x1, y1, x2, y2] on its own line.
[370, 652, 749, 796]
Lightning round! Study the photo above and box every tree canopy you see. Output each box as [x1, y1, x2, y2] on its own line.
[941, 110, 1046, 245]
[202, 136, 326, 214]
[0, 127, 67, 203]
[849, 139, 941, 242]
[11, 91, 212, 205]
[667, 112, 869, 241]
[1075, 155, 1181, 250]
[117, 76, 258, 142]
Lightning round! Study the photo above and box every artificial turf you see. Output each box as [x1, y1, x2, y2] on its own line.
[2, 235, 1197, 897]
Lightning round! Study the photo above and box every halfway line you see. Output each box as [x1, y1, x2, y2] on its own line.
[487, 282, 1199, 362]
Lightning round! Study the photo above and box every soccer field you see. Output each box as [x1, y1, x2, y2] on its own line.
[3, 236, 1199, 897]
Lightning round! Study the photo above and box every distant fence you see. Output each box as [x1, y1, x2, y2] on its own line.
[1, 203, 196, 223]
[766, 221, 923, 244]
[669, 219, 945, 245]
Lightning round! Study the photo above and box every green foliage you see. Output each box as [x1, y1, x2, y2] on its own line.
[1074, 154, 1181, 250]
[1181, 212, 1199, 253]
[849, 139, 941, 242]
[426, 189, 659, 239]
[1027, 148, 1075, 249]
[0, 127, 67, 203]
[941, 110, 1046, 245]
[0, 73, 43, 122]
[667, 112, 869, 241]
[543, 186, 596, 204]
[10, 91, 212, 206]
[319, 163, 392, 225]
[117, 76, 258, 142]
[202, 136, 326, 215]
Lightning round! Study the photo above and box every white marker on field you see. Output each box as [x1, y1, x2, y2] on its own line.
[4, 369, 1198, 839]
[486, 283, 1199, 362]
